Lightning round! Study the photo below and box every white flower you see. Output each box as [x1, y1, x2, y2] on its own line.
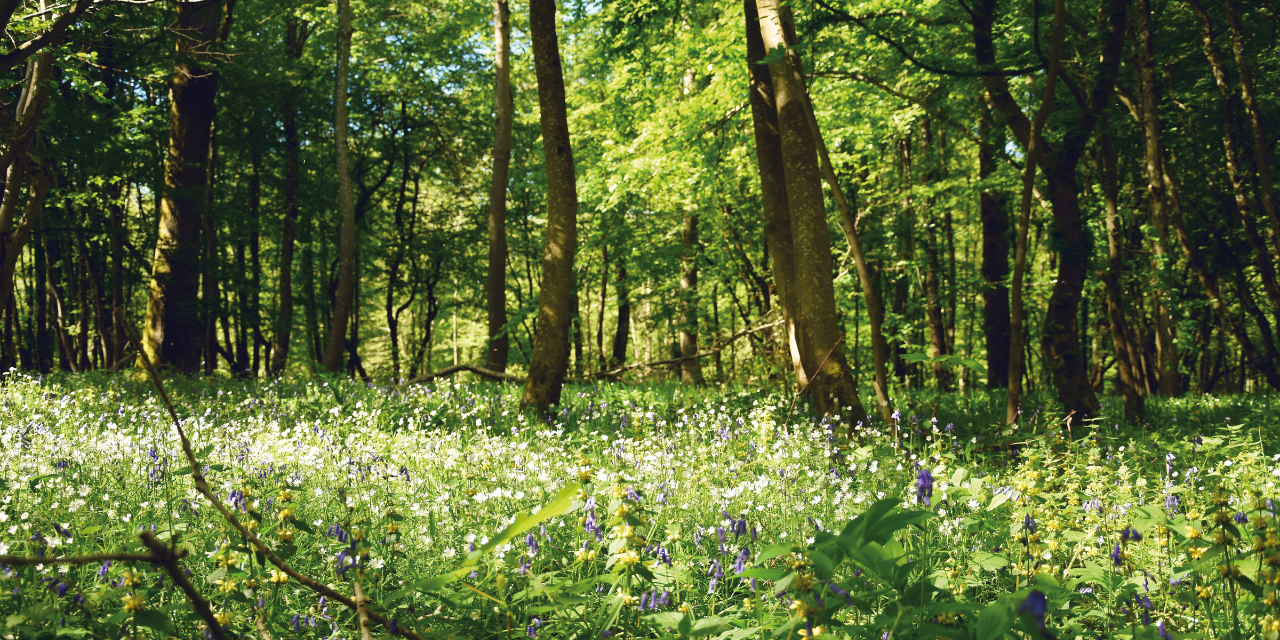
[443, 547, 456, 558]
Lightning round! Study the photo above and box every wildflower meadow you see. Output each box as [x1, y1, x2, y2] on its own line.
[2, 372, 1280, 639]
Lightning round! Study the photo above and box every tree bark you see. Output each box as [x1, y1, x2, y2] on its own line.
[1098, 132, 1144, 420]
[486, 0, 512, 373]
[1135, 0, 1179, 396]
[974, 0, 1122, 420]
[144, 1, 222, 373]
[610, 263, 629, 367]
[270, 19, 308, 374]
[321, 0, 356, 373]
[756, 0, 864, 419]
[745, 0, 808, 391]
[520, 0, 578, 411]
[0, 52, 52, 320]
[978, 94, 1010, 388]
[678, 214, 705, 385]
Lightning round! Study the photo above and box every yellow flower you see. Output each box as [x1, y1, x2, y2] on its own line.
[269, 569, 289, 584]
[1197, 585, 1214, 599]
[278, 489, 293, 503]
[278, 507, 295, 521]
[277, 527, 294, 543]
[386, 522, 400, 534]
[121, 593, 146, 612]
[1219, 563, 1242, 579]
[1188, 527, 1203, 540]
[120, 570, 143, 588]
[677, 603, 692, 614]
[578, 469, 594, 483]
[617, 550, 640, 566]
[245, 520, 259, 532]
[798, 626, 825, 637]
[217, 552, 238, 568]
[213, 611, 233, 626]
[215, 578, 239, 594]
[1189, 547, 1205, 560]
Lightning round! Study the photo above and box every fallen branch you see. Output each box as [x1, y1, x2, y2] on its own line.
[406, 363, 526, 385]
[595, 319, 784, 378]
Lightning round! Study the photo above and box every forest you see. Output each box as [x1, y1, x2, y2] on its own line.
[0, 0, 1273, 423]
[2, 0, 1280, 637]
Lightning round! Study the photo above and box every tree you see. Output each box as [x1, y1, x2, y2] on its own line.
[322, 0, 356, 373]
[755, 0, 865, 419]
[520, 0, 578, 410]
[144, 0, 226, 372]
[486, 0, 512, 373]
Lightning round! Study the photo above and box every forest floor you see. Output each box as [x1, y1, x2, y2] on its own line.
[0, 372, 1277, 639]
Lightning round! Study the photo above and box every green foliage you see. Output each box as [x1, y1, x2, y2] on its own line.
[1, 374, 1280, 637]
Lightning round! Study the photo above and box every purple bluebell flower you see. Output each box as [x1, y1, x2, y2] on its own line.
[527, 532, 539, 555]
[658, 547, 672, 567]
[1157, 621, 1171, 640]
[1112, 543, 1123, 567]
[388, 618, 399, 635]
[916, 469, 934, 506]
[733, 547, 750, 574]
[1018, 590, 1047, 629]
[1233, 512, 1248, 525]
[98, 561, 111, 579]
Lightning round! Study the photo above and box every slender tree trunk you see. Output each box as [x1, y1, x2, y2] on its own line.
[109, 194, 124, 364]
[270, 19, 308, 374]
[202, 120, 221, 375]
[144, 0, 222, 373]
[978, 94, 1011, 388]
[1099, 132, 1144, 420]
[756, 0, 864, 419]
[1222, 0, 1280, 256]
[610, 263, 629, 367]
[520, 0, 578, 410]
[486, 0, 512, 373]
[34, 234, 49, 372]
[322, 0, 356, 373]
[799, 67, 893, 423]
[745, 0, 808, 391]
[678, 214, 705, 385]
[1135, 0, 1179, 396]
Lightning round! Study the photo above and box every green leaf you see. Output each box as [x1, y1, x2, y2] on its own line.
[134, 610, 174, 635]
[755, 543, 793, 565]
[641, 611, 685, 629]
[973, 601, 1012, 640]
[737, 567, 787, 581]
[470, 483, 581, 561]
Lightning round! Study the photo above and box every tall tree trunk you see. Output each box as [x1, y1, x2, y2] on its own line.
[745, 0, 808, 391]
[1098, 132, 1144, 420]
[202, 121, 221, 375]
[109, 193, 124, 365]
[1222, 0, 1280, 256]
[974, 0, 1121, 420]
[34, 233, 48, 372]
[520, 0, 578, 410]
[595, 244, 607, 368]
[486, 0, 512, 373]
[270, 19, 308, 374]
[756, 0, 865, 419]
[0, 52, 52, 320]
[679, 214, 705, 385]
[978, 94, 1011, 388]
[609, 263, 629, 367]
[322, 0, 356, 373]
[1135, 0, 1179, 396]
[144, 0, 222, 373]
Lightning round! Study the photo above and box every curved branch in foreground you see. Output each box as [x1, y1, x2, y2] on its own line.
[407, 363, 526, 385]
[113, 308, 424, 640]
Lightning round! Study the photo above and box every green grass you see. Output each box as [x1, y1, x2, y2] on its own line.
[1, 371, 1279, 639]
